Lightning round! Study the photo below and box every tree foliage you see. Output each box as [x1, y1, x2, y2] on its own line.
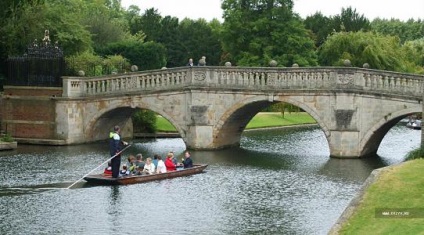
[303, 12, 333, 48]
[331, 7, 370, 32]
[179, 18, 223, 66]
[132, 109, 157, 133]
[80, 0, 128, 52]
[99, 39, 167, 71]
[403, 38, 424, 69]
[318, 31, 422, 73]
[304, 7, 370, 48]
[371, 18, 424, 43]
[221, 0, 317, 66]
[2, 0, 423, 84]
[0, 0, 92, 56]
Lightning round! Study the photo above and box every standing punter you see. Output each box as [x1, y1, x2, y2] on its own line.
[109, 125, 128, 178]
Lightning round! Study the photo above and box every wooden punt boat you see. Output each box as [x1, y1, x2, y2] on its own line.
[84, 164, 208, 186]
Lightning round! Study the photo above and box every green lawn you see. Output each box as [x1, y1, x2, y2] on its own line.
[246, 112, 316, 129]
[156, 115, 178, 132]
[155, 112, 316, 132]
[339, 159, 424, 234]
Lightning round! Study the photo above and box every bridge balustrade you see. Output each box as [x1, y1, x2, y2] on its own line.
[62, 67, 423, 99]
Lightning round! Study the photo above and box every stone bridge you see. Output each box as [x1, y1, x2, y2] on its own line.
[2, 66, 424, 158]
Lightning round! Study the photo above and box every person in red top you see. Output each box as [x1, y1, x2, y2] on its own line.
[103, 161, 112, 176]
[164, 152, 176, 171]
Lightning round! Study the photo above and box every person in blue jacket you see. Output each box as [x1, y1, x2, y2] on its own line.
[182, 151, 193, 168]
[109, 125, 128, 178]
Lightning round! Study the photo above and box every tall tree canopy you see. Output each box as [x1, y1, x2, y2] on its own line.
[303, 12, 333, 48]
[371, 18, 424, 44]
[331, 7, 370, 32]
[221, 0, 317, 66]
[304, 7, 370, 48]
[318, 31, 422, 73]
[179, 18, 222, 66]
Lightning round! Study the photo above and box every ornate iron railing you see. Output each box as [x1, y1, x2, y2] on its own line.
[6, 30, 65, 87]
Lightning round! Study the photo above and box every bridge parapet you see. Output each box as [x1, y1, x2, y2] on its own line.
[62, 67, 423, 99]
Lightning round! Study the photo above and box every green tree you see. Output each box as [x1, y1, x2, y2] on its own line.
[132, 109, 157, 133]
[0, 0, 92, 56]
[371, 18, 424, 43]
[403, 38, 424, 69]
[139, 8, 163, 42]
[99, 39, 167, 70]
[65, 52, 103, 76]
[159, 16, 183, 67]
[318, 31, 422, 73]
[331, 7, 371, 32]
[304, 12, 333, 47]
[80, 0, 128, 52]
[124, 5, 143, 35]
[179, 18, 223, 66]
[221, 0, 317, 66]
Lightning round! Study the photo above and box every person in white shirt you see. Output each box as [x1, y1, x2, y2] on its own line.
[143, 157, 156, 174]
[156, 156, 167, 173]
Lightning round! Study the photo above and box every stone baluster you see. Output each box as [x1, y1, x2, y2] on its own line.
[389, 76, 394, 90]
[316, 72, 322, 88]
[154, 74, 159, 87]
[285, 72, 290, 88]
[262, 72, 267, 86]
[235, 71, 240, 86]
[91, 81, 96, 94]
[415, 79, 421, 95]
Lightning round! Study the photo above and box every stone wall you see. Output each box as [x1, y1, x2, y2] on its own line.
[3, 86, 62, 97]
[1, 86, 63, 143]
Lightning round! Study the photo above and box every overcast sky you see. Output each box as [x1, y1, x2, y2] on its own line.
[121, 0, 424, 22]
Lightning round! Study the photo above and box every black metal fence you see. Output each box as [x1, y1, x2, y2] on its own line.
[6, 41, 65, 87]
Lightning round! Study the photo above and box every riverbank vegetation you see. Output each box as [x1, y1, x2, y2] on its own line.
[0, 133, 14, 142]
[1, 0, 423, 87]
[338, 159, 424, 234]
[405, 147, 424, 160]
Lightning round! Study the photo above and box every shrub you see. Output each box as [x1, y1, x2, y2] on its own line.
[132, 110, 157, 133]
[1, 133, 14, 142]
[405, 147, 424, 161]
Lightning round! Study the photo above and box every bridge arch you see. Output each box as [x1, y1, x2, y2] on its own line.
[213, 95, 330, 149]
[85, 100, 185, 142]
[360, 107, 421, 157]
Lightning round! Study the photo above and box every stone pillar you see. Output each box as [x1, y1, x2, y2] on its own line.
[185, 125, 214, 149]
[328, 130, 364, 158]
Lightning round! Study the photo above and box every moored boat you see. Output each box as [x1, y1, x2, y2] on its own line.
[84, 164, 208, 185]
[406, 120, 422, 130]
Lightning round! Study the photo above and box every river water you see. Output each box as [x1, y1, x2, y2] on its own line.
[0, 125, 420, 235]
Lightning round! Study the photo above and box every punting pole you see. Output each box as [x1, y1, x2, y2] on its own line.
[66, 144, 132, 189]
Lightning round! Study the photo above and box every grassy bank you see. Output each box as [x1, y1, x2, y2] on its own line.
[339, 159, 424, 234]
[156, 112, 316, 132]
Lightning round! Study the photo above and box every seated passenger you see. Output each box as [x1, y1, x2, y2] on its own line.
[120, 164, 130, 176]
[152, 154, 159, 168]
[143, 157, 156, 174]
[165, 152, 177, 171]
[135, 166, 144, 175]
[182, 151, 193, 168]
[135, 153, 145, 169]
[170, 151, 178, 165]
[156, 156, 167, 173]
[127, 155, 137, 174]
[103, 161, 112, 176]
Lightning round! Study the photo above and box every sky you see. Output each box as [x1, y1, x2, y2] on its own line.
[121, 0, 423, 22]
